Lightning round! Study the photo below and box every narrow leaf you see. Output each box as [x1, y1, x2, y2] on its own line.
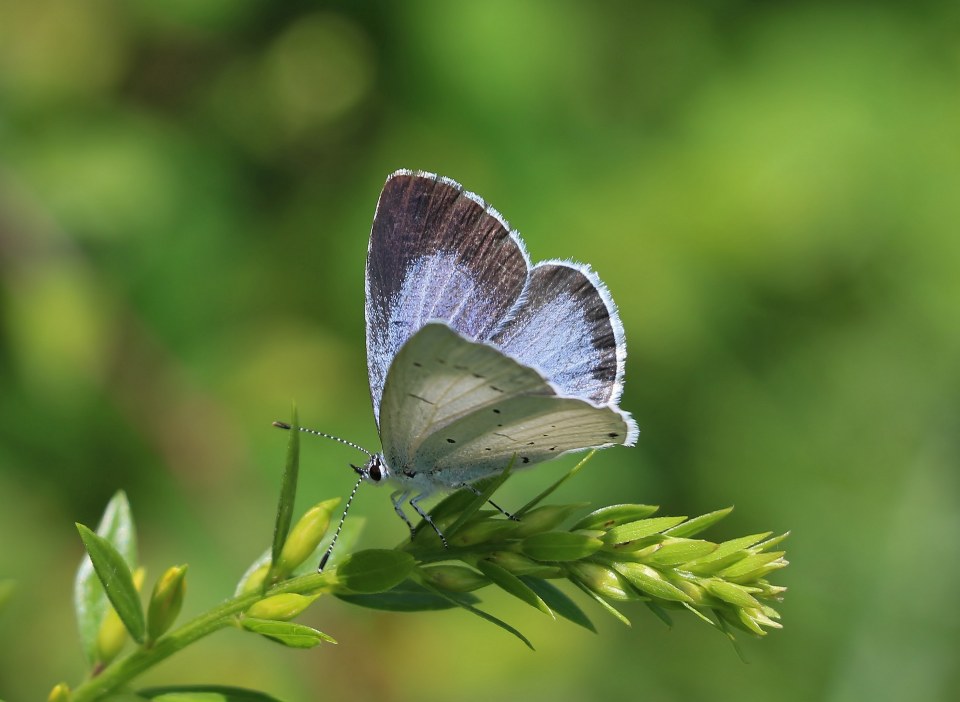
[270, 405, 300, 576]
[645, 601, 674, 628]
[718, 552, 786, 579]
[475, 560, 553, 617]
[76, 523, 145, 643]
[611, 562, 692, 603]
[520, 577, 596, 632]
[514, 450, 596, 517]
[663, 507, 733, 538]
[704, 579, 763, 609]
[569, 577, 631, 626]
[75, 491, 137, 663]
[572, 504, 660, 531]
[686, 533, 772, 574]
[751, 531, 790, 552]
[240, 618, 335, 648]
[419, 581, 534, 649]
[336, 579, 479, 612]
[521, 532, 603, 561]
[603, 516, 688, 545]
[336, 549, 414, 594]
[646, 538, 717, 566]
[138, 686, 286, 701]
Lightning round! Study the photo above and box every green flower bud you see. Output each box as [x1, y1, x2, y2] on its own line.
[238, 562, 271, 595]
[511, 505, 582, 537]
[486, 551, 561, 578]
[568, 562, 636, 601]
[147, 565, 187, 643]
[246, 593, 318, 621]
[672, 578, 707, 605]
[276, 498, 340, 575]
[47, 682, 70, 702]
[449, 518, 517, 547]
[420, 564, 489, 592]
[96, 567, 145, 665]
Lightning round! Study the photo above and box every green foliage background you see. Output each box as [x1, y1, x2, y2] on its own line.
[1, 1, 957, 700]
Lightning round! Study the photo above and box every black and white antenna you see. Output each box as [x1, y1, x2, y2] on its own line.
[272, 421, 373, 571]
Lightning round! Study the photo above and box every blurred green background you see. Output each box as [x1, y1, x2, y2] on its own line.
[1, 0, 958, 700]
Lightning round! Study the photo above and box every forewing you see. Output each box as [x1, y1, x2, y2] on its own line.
[492, 261, 626, 405]
[379, 323, 636, 484]
[365, 170, 530, 424]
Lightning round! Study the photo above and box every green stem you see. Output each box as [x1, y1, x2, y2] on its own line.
[70, 572, 334, 702]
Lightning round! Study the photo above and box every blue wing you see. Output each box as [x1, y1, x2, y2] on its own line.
[365, 170, 530, 425]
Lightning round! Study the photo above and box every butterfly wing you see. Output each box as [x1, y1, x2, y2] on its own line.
[365, 170, 530, 425]
[379, 323, 637, 487]
[492, 260, 627, 405]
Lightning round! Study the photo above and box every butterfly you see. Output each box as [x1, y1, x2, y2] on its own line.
[282, 169, 637, 566]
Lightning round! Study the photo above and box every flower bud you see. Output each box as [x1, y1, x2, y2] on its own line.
[47, 682, 70, 702]
[487, 551, 560, 578]
[449, 519, 517, 547]
[568, 562, 636, 601]
[237, 561, 271, 596]
[147, 565, 187, 643]
[245, 593, 318, 621]
[511, 505, 581, 537]
[276, 498, 340, 575]
[420, 564, 489, 592]
[95, 567, 145, 666]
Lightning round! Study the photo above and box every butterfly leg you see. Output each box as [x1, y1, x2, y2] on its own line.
[456, 483, 521, 521]
[410, 493, 449, 548]
[390, 489, 416, 538]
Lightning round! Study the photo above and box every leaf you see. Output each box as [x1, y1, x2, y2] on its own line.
[444, 460, 514, 540]
[718, 552, 787, 580]
[475, 559, 553, 617]
[663, 507, 733, 538]
[704, 579, 763, 609]
[572, 504, 660, 531]
[646, 538, 717, 566]
[514, 450, 597, 517]
[602, 516, 688, 545]
[685, 533, 772, 575]
[76, 523, 145, 644]
[138, 686, 286, 702]
[75, 491, 138, 663]
[336, 550, 414, 594]
[521, 532, 603, 561]
[270, 405, 300, 578]
[569, 577, 631, 626]
[520, 577, 596, 632]
[645, 601, 674, 628]
[419, 581, 534, 649]
[335, 579, 479, 612]
[240, 618, 335, 648]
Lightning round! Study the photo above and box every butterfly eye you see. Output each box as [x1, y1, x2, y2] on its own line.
[369, 464, 382, 481]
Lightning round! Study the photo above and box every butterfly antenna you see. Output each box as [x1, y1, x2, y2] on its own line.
[272, 421, 373, 457]
[319, 475, 363, 571]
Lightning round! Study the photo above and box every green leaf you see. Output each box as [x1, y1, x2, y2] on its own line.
[704, 579, 763, 609]
[419, 581, 534, 649]
[520, 577, 596, 632]
[335, 579, 479, 612]
[572, 504, 660, 531]
[521, 532, 603, 561]
[475, 559, 553, 617]
[663, 507, 733, 538]
[75, 490, 138, 663]
[270, 405, 300, 579]
[76, 523, 145, 644]
[444, 460, 514, 540]
[602, 516, 688, 545]
[240, 618, 335, 648]
[611, 562, 693, 603]
[645, 601, 674, 628]
[752, 531, 790, 552]
[718, 552, 787, 580]
[568, 577, 631, 626]
[646, 538, 717, 566]
[514, 450, 597, 517]
[336, 549, 414, 594]
[138, 686, 285, 702]
[685, 533, 772, 574]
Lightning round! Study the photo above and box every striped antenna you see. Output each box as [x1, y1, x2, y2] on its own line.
[272, 421, 373, 456]
[319, 475, 364, 571]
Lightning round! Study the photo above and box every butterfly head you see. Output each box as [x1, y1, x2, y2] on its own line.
[353, 454, 390, 486]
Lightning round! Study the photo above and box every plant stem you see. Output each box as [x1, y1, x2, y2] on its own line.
[70, 573, 334, 702]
